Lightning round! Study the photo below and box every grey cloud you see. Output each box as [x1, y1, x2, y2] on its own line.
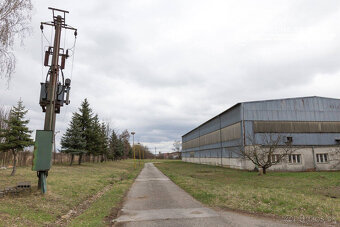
[2, 0, 340, 152]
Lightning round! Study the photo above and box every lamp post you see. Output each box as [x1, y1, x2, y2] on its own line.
[131, 132, 135, 169]
[138, 142, 141, 167]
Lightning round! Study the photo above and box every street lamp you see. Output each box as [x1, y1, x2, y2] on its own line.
[131, 132, 135, 169]
[138, 142, 141, 166]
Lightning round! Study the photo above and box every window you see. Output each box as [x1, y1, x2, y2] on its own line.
[316, 154, 328, 163]
[288, 154, 301, 164]
[271, 154, 281, 163]
[286, 136, 293, 143]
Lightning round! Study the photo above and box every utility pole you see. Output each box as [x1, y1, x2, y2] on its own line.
[33, 7, 77, 194]
[131, 132, 135, 169]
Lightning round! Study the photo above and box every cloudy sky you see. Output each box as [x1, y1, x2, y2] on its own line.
[1, 0, 340, 152]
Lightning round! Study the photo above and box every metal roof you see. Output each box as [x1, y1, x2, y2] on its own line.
[182, 96, 340, 137]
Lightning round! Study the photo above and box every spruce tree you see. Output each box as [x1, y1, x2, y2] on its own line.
[60, 113, 86, 165]
[75, 99, 93, 164]
[0, 99, 33, 175]
[109, 129, 123, 160]
[88, 114, 101, 161]
[99, 122, 109, 162]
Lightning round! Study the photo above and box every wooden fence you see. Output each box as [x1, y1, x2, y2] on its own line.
[0, 151, 82, 167]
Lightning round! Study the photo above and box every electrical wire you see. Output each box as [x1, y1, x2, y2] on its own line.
[41, 32, 44, 81]
[62, 35, 77, 122]
[67, 35, 77, 52]
[70, 37, 77, 80]
[42, 31, 51, 46]
[50, 25, 53, 45]
[63, 27, 67, 53]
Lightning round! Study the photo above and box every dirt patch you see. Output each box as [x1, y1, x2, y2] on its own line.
[107, 183, 134, 227]
[49, 183, 114, 227]
[105, 198, 125, 227]
[107, 170, 141, 226]
[314, 186, 340, 200]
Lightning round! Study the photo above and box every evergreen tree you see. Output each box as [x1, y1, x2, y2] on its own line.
[0, 100, 33, 175]
[60, 113, 86, 165]
[109, 129, 123, 160]
[88, 114, 101, 161]
[75, 99, 94, 164]
[99, 122, 109, 162]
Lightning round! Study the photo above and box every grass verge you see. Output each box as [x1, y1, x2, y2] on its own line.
[155, 161, 340, 224]
[0, 160, 143, 227]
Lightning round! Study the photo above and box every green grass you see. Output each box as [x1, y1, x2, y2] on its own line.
[0, 160, 143, 227]
[155, 161, 340, 223]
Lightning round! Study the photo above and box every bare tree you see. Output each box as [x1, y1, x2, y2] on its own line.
[240, 133, 295, 174]
[0, 0, 33, 81]
[119, 129, 131, 159]
[0, 105, 9, 128]
[331, 145, 340, 168]
[172, 140, 182, 159]
[172, 140, 181, 152]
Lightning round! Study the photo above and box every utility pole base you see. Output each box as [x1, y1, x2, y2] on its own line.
[38, 171, 48, 194]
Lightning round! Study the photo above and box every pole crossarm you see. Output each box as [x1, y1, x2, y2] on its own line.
[41, 22, 77, 31]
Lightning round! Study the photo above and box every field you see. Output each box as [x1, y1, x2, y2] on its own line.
[0, 160, 144, 227]
[155, 161, 340, 224]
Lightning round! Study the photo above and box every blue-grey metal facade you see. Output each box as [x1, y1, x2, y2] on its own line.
[182, 96, 340, 158]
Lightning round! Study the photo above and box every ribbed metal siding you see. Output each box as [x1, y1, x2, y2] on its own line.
[243, 97, 340, 121]
[220, 104, 242, 128]
[199, 130, 220, 146]
[221, 122, 241, 141]
[182, 137, 199, 150]
[254, 121, 340, 133]
[182, 122, 241, 150]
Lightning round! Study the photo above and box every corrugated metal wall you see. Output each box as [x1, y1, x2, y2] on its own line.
[253, 121, 340, 133]
[182, 105, 242, 158]
[243, 97, 340, 121]
[182, 97, 340, 158]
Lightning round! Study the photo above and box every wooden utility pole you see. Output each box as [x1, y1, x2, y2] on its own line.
[36, 7, 77, 193]
[44, 15, 61, 132]
[37, 15, 62, 192]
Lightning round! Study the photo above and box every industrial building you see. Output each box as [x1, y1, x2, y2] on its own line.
[182, 96, 340, 171]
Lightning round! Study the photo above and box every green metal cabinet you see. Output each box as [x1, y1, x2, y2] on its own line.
[32, 130, 53, 171]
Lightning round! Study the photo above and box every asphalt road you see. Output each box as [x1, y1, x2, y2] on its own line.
[113, 163, 301, 227]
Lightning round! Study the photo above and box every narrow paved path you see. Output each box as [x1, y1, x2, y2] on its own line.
[114, 163, 300, 227]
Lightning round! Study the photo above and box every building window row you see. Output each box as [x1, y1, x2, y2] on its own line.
[288, 154, 301, 164]
[187, 152, 331, 164]
[316, 153, 328, 163]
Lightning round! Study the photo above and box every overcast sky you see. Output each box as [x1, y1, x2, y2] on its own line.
[1, 0, 340, 152]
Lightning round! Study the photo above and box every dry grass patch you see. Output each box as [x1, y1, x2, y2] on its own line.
[155, 161, 340, 224]
[0, 160, 142, 227]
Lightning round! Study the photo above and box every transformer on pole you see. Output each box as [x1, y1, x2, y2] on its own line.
[32, 7, 77, 194]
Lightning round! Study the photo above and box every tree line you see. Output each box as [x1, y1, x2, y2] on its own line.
[61, 99, 133, 165]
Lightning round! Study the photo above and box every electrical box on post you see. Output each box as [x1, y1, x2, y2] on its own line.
[32, 130, 53, 171]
